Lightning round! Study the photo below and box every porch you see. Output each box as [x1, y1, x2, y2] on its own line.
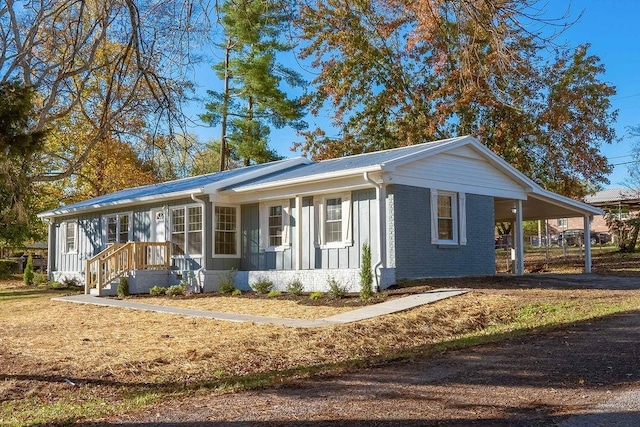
[85, 241, 170, 296]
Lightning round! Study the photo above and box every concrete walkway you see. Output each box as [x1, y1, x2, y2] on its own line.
[52, 289, 468, 328]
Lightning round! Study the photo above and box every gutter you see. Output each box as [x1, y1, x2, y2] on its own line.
[363, 171, 386, 292]
[225, 165, 384, 194]
[191, 193, 207, 293]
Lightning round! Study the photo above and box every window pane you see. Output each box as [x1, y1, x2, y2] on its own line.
[437, 194, 455, 241]
[171, 209, 185, 255]
[172, 209, 185, 232]
[119, 215, 129, 243]
[188, 231, 202, 254]
[437, 195, 452, 218]
[107, 217, 117, 243]
[188, 206, 202, 232]
[215, 206, 237, 254]
[268, 205, 283, 246]
[325, 221, 342, 243]
[325, 198, 342, 243]
[172, 233, 185, 256]
[66, 222, 76, 252]
[438, 218, 453, 240]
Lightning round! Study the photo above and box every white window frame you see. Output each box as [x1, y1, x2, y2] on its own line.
[63, 220, 78, 254]
[213, 204, 240, 258]
[430, 189, 466, 246]
[104, 212, 133, 245]
[170, 204, 203, 258]
[315, 193, 352, 249]
[259, 200, 291, 252]
[557, 218, 568, 228]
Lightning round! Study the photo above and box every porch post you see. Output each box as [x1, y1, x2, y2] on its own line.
[514, 200, 525, 276]
[584, 215, 592, 273]
[296, 195, 303, 270]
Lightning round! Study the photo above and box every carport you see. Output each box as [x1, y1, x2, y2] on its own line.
[495, 189, 603, 276]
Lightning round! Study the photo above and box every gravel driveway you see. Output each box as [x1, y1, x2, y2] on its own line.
[108, 277, 640, 426]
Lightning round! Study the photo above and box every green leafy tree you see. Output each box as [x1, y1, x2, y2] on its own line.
[296, 1, 616, 197]
[201, 0, 307, 169]
[0, 81, 48, 247]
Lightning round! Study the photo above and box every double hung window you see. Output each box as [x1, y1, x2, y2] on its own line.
[431, 190, 466, 245]
[315, 193, 352, 248]
[214, 205, 238, 256]
[171, 205, 202, 256]
[259, 201, 290, 251]
[106, 214, 131, 244]
[65, 221, 77, 253]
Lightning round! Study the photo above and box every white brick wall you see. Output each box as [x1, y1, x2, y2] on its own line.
[202, 268, 396, 293]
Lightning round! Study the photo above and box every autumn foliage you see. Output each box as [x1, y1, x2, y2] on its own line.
[295, 0, 617, 197]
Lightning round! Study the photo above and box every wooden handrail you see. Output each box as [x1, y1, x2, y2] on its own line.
[85, 241, 170, 295]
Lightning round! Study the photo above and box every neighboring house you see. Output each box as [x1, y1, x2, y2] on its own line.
[562, 188, 640, 234]
[38, 136, 602, 295]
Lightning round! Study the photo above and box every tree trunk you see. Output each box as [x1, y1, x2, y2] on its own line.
[220, 38, 232, 171]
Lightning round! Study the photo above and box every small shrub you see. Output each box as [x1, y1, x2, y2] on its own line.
[286, 279, 304, 296]
[61, 276, 81, 288]
[117, 277, 129, 298]
[360, 242, 374, 300]
[50, 281, 63, 289]
[166, 284, 185, 296]
[327, 277, 347, 299]
[309, 291, 323, 300]
[218, 270, 236, 294]
[149, 285, 166, 296]
[0, 259, 15, 278]
[231, 289, 242, 296]
[23, 254, 34, 286]
[267, 290, 282, 298]
[251, 277, 274, 295]
[33, 272, 48, 287]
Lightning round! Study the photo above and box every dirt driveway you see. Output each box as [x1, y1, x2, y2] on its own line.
[107, 274, 640, 426]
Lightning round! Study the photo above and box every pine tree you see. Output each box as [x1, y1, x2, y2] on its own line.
[23, 254, 34, 286]
[201, 0, 307, 170]
[360, 242, 374, 300]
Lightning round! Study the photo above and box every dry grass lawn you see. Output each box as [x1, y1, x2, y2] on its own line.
[3, 248, 640, 425]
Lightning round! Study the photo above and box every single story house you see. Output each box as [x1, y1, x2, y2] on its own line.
[38, 135, 603, 295]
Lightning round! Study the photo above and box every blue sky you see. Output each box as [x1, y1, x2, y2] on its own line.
[190, 1, 640, 189]
[550, 0, 640, 188]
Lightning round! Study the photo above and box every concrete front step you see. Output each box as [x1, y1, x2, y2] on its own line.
[89, 282, 118, 296]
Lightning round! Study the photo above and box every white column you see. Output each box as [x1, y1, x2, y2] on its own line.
[296, 195, 303, 270]
[584, 215, 592, 273]
[515, 200, 525, 276]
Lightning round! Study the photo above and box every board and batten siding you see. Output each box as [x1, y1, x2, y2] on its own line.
[390, 145, 527, 200]
[240, 200, 296, 271]
[51, 197, 210, 276]
[240, 189, 378, 272]
[53, 214, 102, 275]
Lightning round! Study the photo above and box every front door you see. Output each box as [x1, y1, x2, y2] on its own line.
[151, 209, 166, 242]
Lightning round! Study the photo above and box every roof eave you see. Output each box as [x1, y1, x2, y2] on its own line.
[221, 165, 384, 194]
[37, 188, 205, 219]
[528, 189, 604, 217]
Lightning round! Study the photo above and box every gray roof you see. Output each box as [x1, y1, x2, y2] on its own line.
[39, 159, 298, 217]
[585, 188, 640, 204]
[225, 136, 468, 190]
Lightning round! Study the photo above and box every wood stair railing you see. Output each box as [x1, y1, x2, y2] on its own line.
[85, 241, 170, 295]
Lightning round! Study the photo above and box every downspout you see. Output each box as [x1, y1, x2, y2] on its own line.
[364, 172, 386, 292]
[191, 193, 207, 293]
